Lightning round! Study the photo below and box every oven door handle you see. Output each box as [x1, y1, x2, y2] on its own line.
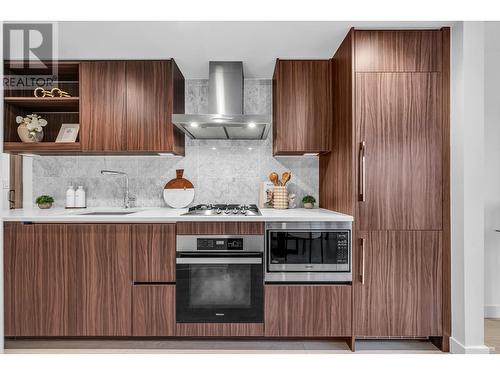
[176, 257, 262, 264]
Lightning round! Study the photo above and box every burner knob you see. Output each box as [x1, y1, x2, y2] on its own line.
[233, 208, 238, 214]
[216, 208, 222, 214]
[224, 208, 230, 215]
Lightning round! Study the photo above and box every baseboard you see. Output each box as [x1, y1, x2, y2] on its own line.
[450, 336, 490, 354]
[485, 304, 500, 318]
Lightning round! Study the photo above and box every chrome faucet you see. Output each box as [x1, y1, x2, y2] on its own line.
[100, 170, 135, 208]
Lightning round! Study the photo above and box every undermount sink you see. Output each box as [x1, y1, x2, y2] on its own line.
[78, 211, 138, 216]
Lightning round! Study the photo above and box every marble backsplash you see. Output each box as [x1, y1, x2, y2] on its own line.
[31, 79, 319, 208]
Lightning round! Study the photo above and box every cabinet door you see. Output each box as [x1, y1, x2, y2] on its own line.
[75, 224, 132, 336]
[355, 30, 442, 72]
[3, 223, 77, 336]
[126, 61, 173, 152]
[132, 223, 176, 282]
[353, 231, 442, 337]
[264, 285, 351, 337]
[273, 60, 332, 155]
[356, 73, 442, 230]
[132, 285, 175, 336]
[80, 61, 127, 151]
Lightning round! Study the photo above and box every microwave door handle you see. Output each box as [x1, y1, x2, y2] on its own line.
[176, 257, 262, 264]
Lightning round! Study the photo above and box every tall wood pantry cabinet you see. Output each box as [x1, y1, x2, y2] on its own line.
[319, 28, 450, 351]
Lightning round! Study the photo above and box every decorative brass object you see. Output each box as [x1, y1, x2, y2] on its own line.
[33, 87, 71, 98]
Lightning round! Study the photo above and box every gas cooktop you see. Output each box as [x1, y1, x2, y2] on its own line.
[182, 204, 261, 216]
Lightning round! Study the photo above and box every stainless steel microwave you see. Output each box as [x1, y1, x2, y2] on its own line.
[265, 221, 352, 283]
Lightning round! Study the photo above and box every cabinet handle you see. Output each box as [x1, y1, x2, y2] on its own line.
[360, 238, 365, 285]
[359, 141, 366, 201]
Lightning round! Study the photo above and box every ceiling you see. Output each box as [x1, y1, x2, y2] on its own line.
[58, 21, 453, 79]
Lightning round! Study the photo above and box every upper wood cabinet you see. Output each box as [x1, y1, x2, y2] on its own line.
[355, 30, 443, 72]
[272, 59, 332, 155]
[80, 60, 185, 154]
[354, 231, 442, 337]
[132, 223, 176, 282]
[80, 61, 127, 152]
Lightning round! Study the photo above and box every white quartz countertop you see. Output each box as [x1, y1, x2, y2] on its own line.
[1, 207, 353, 223]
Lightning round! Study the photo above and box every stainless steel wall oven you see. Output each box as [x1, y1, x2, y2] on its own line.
[176, 234, 264, 323]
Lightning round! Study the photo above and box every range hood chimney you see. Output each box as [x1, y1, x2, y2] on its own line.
[172, 61, 271, 140]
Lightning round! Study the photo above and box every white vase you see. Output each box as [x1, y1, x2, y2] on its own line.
[17, 124, 43, 143]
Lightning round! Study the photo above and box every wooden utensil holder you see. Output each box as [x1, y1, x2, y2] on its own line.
[273, 186, 289, 209]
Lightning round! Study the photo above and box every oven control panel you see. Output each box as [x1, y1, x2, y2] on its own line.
[197, 238, 244, 251]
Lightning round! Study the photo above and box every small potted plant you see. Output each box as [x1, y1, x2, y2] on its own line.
[302, 195, 316, 209]
[16, 114, 48, 143]
[36, 195, 54, 209]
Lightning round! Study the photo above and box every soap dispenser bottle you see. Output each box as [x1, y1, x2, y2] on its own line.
[75, 186, 86, 208]
[65, 186, 75, 208]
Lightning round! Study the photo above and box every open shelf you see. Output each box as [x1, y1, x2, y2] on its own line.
[3, 61, 81, 154]
[4, 97, 80, 112]
[3, 142, 81, 154]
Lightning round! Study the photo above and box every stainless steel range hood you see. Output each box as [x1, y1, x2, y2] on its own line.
[172, 61, 271, 140]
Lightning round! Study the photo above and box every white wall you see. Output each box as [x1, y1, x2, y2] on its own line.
[484, 21, 500, 319]
[450, 21, 489, 354]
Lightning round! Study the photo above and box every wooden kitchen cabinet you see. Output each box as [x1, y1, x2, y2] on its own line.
[132, 285, 176, 336]
[354, 30, 443, 72]
[74, 224, 132, 336]
[264, 285, 351, 337]
[4, 223, 78, 336]
[80, 61, 127, 152]
[132, 223, 176, 282]
[319, 28, 450, 350]
[355, 72, 443, 230]
[272, 59, 332, 155]
[80, 60, 185, 154]
[354, 231, 442, 337]
[126, 60, 185, 154]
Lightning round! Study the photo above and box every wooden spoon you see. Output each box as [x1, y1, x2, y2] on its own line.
[269, 172, 279, 186]
[282, 171, 291, 186]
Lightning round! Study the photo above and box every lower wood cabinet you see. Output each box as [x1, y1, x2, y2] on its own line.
[132, 285, 176, 336]
[264, 285, 352, 337]
[353, 231, 442, 337]
[132, 223, 176, 282]
[74, 224, 132, 336]
[4, 223, 132, 337]
[4, 223, 77, 336]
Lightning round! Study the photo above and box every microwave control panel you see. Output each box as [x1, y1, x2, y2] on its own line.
[335, 232, 349, 264]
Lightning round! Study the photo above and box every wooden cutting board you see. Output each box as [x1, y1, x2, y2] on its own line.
[163, 169, 195, 208]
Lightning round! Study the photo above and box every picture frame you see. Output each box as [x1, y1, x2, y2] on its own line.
[55, 123, 80, 143]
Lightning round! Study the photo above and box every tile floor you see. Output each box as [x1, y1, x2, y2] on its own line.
[5, 339, 441, 354]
